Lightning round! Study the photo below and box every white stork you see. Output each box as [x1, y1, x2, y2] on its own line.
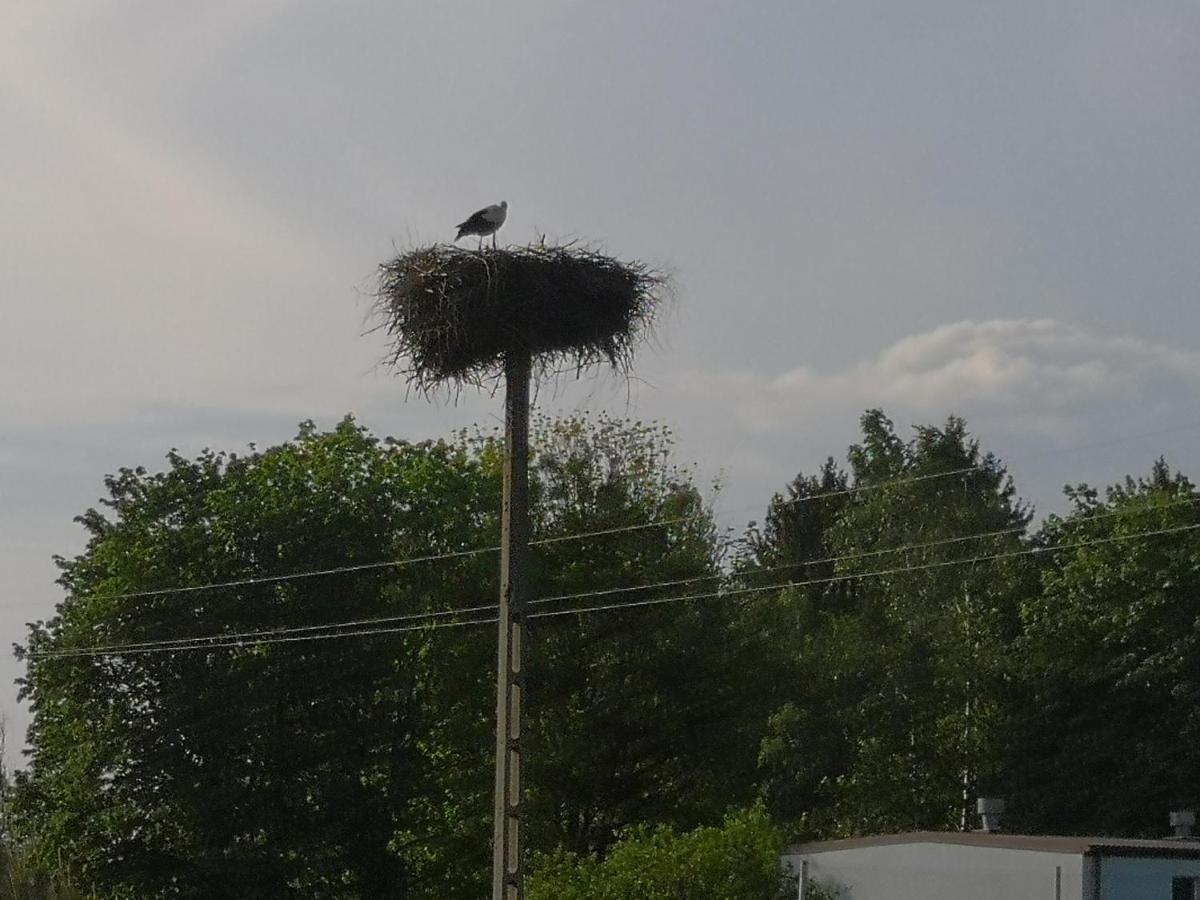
[454, 201, 507, 249]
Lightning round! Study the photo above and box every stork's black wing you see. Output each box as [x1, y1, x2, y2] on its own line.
[455, 208, 490, 237]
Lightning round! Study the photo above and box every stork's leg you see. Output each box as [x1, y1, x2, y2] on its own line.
[477, 236, 483, 252]
[492, 232, 497, 250]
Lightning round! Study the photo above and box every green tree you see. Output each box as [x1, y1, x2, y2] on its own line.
[1007, 460, 1200, 835]
[526, 805, 799, 900]
[0, 843, 85, 900]
[732, 460, 858, 835]
[748, 411, 1032, 837]
[14, 414, 737, 898]
[743, 459, 852, 599]
[520, 415, 753, 855]
[16, 419, 499, 898]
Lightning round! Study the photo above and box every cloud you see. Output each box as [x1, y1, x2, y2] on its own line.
[4, 0, 1200, 761]
[678, 318, 1196, 427]
[659, 319, 1200, 518]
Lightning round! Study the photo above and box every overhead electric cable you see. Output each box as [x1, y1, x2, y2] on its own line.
[49, 421, 1200, 607]
[30, 615, 500, 659]
[528, 521, 1200, 619]
[720, 420, 1200, 517]
[83, 516, 702, 604]
[533, 494, 1200, 605]
[30, 520, 1200, 660]
[60, 602, 501, 654]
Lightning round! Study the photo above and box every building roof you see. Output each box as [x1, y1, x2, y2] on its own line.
[784, 831, 1200, 859]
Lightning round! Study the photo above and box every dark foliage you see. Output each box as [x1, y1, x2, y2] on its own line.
[13, 416, 732, 899]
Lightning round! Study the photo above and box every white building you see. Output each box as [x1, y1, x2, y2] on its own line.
[782, 831, 1200, 900]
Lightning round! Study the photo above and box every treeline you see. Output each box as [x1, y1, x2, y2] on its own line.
[9, 410, 1200, 898]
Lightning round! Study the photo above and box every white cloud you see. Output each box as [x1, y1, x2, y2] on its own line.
[658, 319, 1200, 520]
[679, 318, 1198, 427]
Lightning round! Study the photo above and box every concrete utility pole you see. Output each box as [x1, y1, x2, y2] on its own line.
[492, 349, 531, 900]
[375, 237, 662, 900]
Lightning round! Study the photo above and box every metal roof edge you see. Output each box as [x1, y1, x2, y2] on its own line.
[783, 831, 1200, 858]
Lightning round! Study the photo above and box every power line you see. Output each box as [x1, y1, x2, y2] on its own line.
[534, 516, 698, 544]
[533, 494, 1200, 605]
[30, 615, 500, 659]
[30, 520, 1200, 660]
[98, 547, 499, 602]
[16, 514, 1041, 652]
[48, 420, 1200, 607]
[529, 521, 1200, 620]
[79, 516, 703, 605]
[762, 465, 979, 506]
[56, 602, 502, 655]
[717, 420, 1200, 519]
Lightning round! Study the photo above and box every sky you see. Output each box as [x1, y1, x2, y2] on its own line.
[3, 1, 1200, 762]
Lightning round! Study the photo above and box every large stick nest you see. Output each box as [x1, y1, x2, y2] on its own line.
[374, 243, 667, 390]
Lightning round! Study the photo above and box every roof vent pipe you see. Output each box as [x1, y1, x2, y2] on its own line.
[977, 797, 1005, 833]
[1170, 810, 1195, 839]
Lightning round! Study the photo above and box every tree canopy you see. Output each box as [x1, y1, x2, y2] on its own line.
[14, 415, 735, 899]
[11, 409, 1200, 898]
[526, 805, 798, 900]
[744, 411, 1033, 837]
[1005, 460, 1200, 834]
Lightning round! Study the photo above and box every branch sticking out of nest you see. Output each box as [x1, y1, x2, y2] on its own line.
[374, 243, 668, 392]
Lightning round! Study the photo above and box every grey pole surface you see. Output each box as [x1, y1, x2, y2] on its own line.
[492, 348, 531, 900]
